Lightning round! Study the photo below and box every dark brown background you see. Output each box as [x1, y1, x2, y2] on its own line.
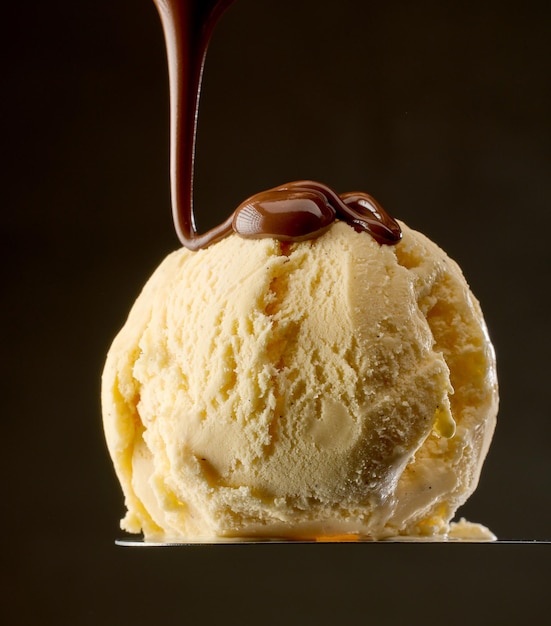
[3, 0, 550, 624]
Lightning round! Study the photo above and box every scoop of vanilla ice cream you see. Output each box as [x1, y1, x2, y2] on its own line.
[102, 220, 498, 540]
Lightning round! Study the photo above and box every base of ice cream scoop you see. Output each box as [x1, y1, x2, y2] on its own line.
[117, 521, 528, 545]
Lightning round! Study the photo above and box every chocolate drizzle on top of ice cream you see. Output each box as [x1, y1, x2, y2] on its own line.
[152, 0, 402, 249]
[232, 181, 402, 245]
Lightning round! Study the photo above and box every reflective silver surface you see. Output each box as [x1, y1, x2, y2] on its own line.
[116, 537, 551, 547]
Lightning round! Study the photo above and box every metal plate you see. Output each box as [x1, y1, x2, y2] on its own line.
[116, 537, 550, 547]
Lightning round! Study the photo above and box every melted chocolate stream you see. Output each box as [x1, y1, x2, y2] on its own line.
[152, 0, 401, 249]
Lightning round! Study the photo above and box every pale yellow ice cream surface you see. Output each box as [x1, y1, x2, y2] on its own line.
[102, 220, 498, 541]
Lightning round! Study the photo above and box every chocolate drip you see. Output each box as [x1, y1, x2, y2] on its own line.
[152, 0, 236, 250]
[152, 1, 402, 249]
[340, 192, 403, 245]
